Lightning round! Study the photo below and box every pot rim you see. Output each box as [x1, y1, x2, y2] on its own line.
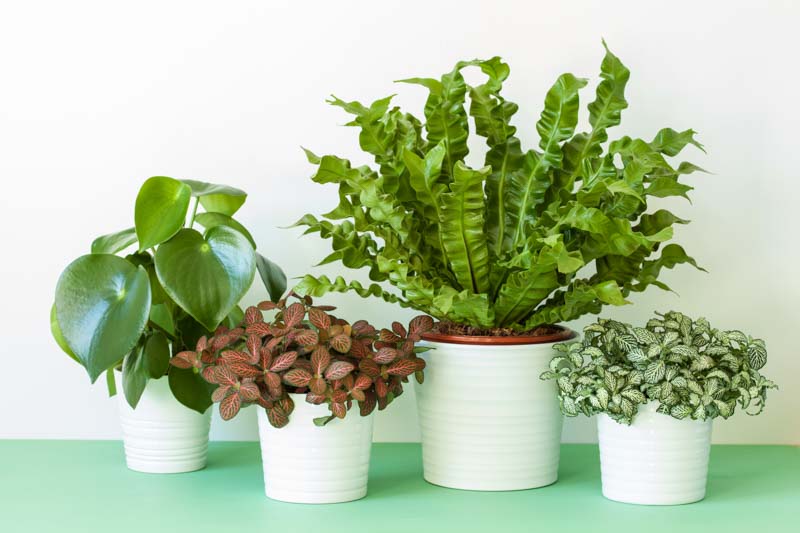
[421, 325, 577, 346]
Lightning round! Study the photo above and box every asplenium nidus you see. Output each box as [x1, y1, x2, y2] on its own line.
[295, 43, 706, 331]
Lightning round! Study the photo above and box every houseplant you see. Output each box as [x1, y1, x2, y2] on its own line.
[543, 311, 776, 504]
[52, 176, 285, 473]
[292, 43, 706, 490]
[173, 293, 433, 503]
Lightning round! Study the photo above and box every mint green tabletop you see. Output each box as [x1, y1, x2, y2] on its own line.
[0, 442, 797, 532]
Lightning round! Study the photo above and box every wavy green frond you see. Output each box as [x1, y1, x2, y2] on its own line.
[560, 41, 630, 194]
[506, 73, 588, 248]
[299, 43, 706, 330]
[440, 162, 491, 293]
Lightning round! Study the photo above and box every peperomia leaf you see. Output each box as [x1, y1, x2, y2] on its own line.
[134, 176, 192, 251]
[55, 254, 151, 382]
[50, 303, 79, 363]
[91, 227, 137, 255]
[255, 253, 287, 302]
[295, 43, 706, 330]
[181, 179, 247, 217]
[143, 331, 171, 379]
[542, 311, 776, 424]
[122, 342, 148, 408]
[194, 212, 257, 249]
[154, 226, 256, 331]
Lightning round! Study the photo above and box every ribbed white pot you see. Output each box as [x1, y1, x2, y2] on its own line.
[598, 401, 713, 505]
[414, 335, 570, 491]
[256, 394, 374, 504]
[116, 374, 211, 474]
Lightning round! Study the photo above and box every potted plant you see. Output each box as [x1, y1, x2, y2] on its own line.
[543, 311, 776, 505]
[292, 43, 706, 490]
[52, 176, 285, 473]
[173, 294, 432, 503]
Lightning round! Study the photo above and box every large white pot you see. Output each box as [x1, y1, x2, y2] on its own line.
[116, 374, 212, 474]
[256, 394, 374, 504]
[414, 332, 573, 491]
[597, 401, 713, 505]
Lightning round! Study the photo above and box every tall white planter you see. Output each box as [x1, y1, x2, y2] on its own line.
[116, 374, 212, 474]
[414, 332, 573, 491]
[257, 394, 374, 504]
[598, 401, 713, 505]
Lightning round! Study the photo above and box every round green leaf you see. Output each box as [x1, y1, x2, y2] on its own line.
[50, 303, 80, 364]
[125, 252, 168, 304]
[154, 227, 256, 331]
[181, 179, 247, 216]
[143, 331, 171, 379]
[194, 212, 256, 248]
[256, 253, 287, 302]
[91, 227, 137, 254]
[149, 303, 175, 336]
[122, 344, 147, 408]
[55, 254, 152, 382]
[135, 176, 191, 251]
[168, 367, 213, 413]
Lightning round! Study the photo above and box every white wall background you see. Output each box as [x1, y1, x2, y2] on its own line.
[1, 0, 797, 444]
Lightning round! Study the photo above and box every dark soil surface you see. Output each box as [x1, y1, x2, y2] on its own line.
[432, 321, 564, 337]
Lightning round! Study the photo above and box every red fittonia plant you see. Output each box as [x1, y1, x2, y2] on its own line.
[170, 294, 434, 427]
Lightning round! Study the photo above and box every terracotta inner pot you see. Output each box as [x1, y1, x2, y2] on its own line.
[421, 325, 577, 345]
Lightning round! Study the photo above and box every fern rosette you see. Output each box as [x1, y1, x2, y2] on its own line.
[542, 311, 776, 424]
[295, 43, 706, 332]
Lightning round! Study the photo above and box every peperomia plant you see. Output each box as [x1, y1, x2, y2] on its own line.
[293, 43, 706, 332]
[171, 294, 433, 426]
[541, 311, 776, 424]
[52, 176, 286, 412]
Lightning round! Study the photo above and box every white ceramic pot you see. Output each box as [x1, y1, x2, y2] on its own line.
[414, 332, 573, 491]
[256, 394, 375, 504]
[116, 374, 212, 474]
[597, 401, 713, 505]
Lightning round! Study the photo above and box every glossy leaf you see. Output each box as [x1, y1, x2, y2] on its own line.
[50, 303, 79, 364]
[149, 303, 175, 336]
[256, 253, 287, 302]
[134, 176, 192, 251]
[168, 366, 213, 413]
[55, 254, 151, 382]
[194, 212, 256, 248]
[122, 344, 147, 409]
[143, 331, 171, 379]
[91, 227, 137, 255]
[154, 226, 256, 331]
[181, 179, 247, 216]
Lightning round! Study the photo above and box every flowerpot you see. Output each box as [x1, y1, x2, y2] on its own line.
[597, 401, 713, 505]
[256, 394, 375, 504]
[116, 374, 212, 474]
[414, 328, 575, 491]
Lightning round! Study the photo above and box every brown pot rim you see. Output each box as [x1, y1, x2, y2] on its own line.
[421, 325, 577, 346]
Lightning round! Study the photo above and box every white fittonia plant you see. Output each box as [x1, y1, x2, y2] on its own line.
[541, 311, 776, 424]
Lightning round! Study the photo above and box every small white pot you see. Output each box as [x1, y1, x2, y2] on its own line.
[414, 333, 572, 491]
[597, 401, 713, 505]
[256, 394, 374, 504]
[116, 374, 212, 474]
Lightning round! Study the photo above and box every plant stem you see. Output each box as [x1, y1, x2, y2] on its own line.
[188, 197, 200, 228]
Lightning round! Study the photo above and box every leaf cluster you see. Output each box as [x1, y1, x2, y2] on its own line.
[52, 177, 286, 412]
[171, 294, 434, 427]
[541, 311, 776, 424]
[295, 43, 706, 331]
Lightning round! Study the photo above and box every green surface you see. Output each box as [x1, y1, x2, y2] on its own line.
[0, 442, 797, 532]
